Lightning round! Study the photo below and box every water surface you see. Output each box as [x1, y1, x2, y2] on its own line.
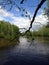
[0, 37, 49, 65]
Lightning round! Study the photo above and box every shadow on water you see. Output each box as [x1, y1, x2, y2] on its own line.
[0, 37, 49, 65]
[0, 38, 19, 49]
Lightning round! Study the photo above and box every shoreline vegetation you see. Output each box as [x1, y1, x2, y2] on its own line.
[0, 20, 49, 48]
[0, 21, 20, 48]
[0, 38, 19, 49]
[24, 24, 49, 41]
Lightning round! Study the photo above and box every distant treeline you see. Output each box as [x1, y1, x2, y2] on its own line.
[0, 21, 20, 40]
[25, 23, 49, 40]
[32, 25, 49, 37]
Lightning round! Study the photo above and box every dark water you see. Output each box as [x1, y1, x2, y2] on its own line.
[0, 37, 49, 65]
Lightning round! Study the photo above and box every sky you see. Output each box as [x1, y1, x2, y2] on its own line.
[0, 0, 47, 31]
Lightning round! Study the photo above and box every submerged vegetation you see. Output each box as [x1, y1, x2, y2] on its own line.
[0, 21, 20, 48]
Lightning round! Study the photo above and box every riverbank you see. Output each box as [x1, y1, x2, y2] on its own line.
[0, 21, 20, 48]
[0, 38, 19, 49]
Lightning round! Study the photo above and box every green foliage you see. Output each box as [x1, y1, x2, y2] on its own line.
[32, 26, 49, 37]
[44, 0, 49, 19]
[39, 26, 49, 36]
[25, 26, 49, 40]
[25, 31, 34, 41]
[0, 20, 20, 40]
[46, 0, 49, 9]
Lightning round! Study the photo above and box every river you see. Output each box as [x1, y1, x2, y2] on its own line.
[0, 37, 49, 65]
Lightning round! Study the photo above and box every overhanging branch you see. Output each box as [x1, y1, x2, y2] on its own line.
[20, 0, 25, 4]
[25, 0, 46, 33]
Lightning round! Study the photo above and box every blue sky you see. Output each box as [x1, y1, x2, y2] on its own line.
[10, 0, 46, 16]
[0, 0, 47, 31]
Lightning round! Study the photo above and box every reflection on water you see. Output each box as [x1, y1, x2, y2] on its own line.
[0, 37, 49, 65]
[35, 37, 49, 43]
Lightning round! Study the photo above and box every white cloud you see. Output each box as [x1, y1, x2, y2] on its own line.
[0, 8, 47, 31]
[0, 8, 30, 28]
[12, 17, 30, 28]
[34, 14, 47, 25]
[0, 16, 4, 20]
[0, 8, 14, 17]
[12, 14, 47, 31]
[0, 6, 2, 9]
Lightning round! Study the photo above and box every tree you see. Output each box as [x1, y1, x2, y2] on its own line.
[44, 0, 49, 27]
[44, 0, 49, 18]
[0, 0, 46, 32]
[0, 21, 20, 40]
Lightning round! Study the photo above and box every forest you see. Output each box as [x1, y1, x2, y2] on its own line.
[0, 21, 20, 48]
